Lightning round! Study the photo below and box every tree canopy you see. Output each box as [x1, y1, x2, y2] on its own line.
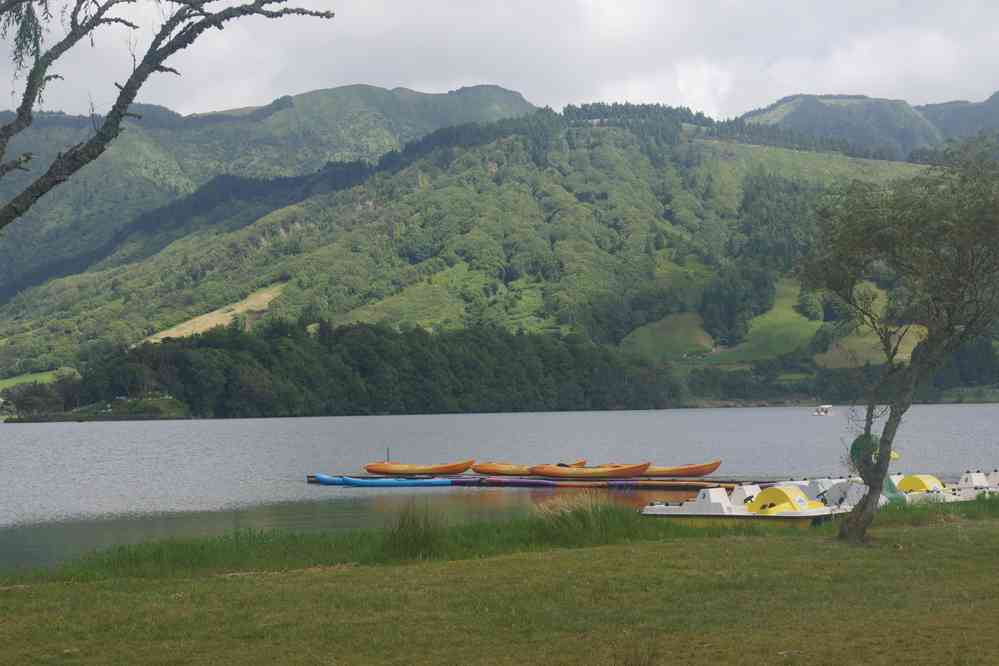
[804, 138, 999, 541]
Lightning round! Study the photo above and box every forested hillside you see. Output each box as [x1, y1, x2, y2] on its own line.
[0, 84, 535, 301]
[0, 104, 923, 379]
[740, 94, 942, 160]
[917, 91, 999, 139]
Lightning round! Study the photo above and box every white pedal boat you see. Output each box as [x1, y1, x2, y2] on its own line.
[641, 486, 846, 528]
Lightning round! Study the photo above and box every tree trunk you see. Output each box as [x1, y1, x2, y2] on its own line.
[838, 401, 908, 542]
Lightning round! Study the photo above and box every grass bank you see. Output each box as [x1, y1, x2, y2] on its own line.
[6, 497, 824, 584]
[7, 495, 999, 586]
[3, 500, 999, 664]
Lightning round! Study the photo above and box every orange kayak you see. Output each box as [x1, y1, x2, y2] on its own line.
[364, 459, 475, 475]
[645, 460, 722, 477]
[529, 462, 651, 478]
[472, 459, 586, 476]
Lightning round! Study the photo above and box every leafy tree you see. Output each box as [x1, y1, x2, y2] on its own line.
[803, 139, 999, 542]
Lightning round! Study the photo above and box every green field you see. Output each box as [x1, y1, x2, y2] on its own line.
[0, 371, 58, 391]
[620, 312, 714, 363]
[3, 500, 999, 665]
[707, 279, 822, 365]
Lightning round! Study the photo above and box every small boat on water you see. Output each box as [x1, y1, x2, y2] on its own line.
[364, 459, 475, 476]
[471, 459, 586, 476]
[813, 404, 833, 416]
[529, 462, 651, 478]
[641, 485, 845, 528]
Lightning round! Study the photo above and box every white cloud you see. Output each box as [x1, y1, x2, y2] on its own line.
[2, 0, 998, 118]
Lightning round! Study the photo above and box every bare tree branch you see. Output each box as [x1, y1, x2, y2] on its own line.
[0, 0, 334, 231]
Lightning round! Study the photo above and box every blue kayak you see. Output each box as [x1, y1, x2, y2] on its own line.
[341, 476, 453, 488]
[313, 473, 346, 486]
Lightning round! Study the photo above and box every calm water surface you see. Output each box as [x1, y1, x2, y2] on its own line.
[2, 405, 998, 570]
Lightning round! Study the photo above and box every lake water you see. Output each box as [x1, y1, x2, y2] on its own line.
[2, 405, 998, 570]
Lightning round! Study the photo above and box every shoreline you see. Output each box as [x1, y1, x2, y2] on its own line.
[5, 396, 998, 423]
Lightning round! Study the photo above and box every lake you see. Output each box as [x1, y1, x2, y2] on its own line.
[2, 405, 998, 570]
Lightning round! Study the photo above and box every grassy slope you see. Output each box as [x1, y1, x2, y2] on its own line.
[815, 327, 924, 369]
[3, 517, 999, 664]
[709, 279, 823, 365]
[698, 138, 923, 189]
[0, 370, 57, 390]
[814, 284, 925, 369]
[620, 313, 713, 362]
[144, 283, 287, 342]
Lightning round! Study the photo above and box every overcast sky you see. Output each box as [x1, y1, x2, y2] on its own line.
[4, 1, 999, 119]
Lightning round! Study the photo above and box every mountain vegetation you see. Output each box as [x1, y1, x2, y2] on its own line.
[917, 91, 999, 139]
[2, 87, 998, 413]
[0, 103, 925, 378]
[740, 94, 942, 161]
[0, 84, 535, 300]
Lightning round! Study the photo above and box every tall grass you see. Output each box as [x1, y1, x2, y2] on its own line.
[875, 493, 999, 527]
[382, 502, 448, 561]
[10, 494, 998, 585]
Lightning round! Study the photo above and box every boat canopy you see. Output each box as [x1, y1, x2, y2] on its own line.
[897, 474, 946, 493]
[747, 486, 825, 515]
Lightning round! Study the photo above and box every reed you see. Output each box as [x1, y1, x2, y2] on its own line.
[9, 494, 998, 585]
[875, 493, 999, 526]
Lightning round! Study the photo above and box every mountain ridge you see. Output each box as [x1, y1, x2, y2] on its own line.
[0, 83, 536, 301]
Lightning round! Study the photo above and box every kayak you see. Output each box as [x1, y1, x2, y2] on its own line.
[606, 460, 722, 477]
[341, 476, 453, 487]
[472, 459, 586, 476]
[528, 462, 651, 478]
[312, 473, 346, 486]
[645, 460, 722, 477]
[364, 459, 475, 475]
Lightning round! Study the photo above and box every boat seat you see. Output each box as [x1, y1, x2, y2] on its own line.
[957, 471, 991, 489]
[688, 488, 737, 514]
[729, 485, 761, 505]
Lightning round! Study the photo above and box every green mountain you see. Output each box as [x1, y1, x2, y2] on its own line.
[0, 84, 535, 300]
[916, 91, 999, 139]
[0, 105, 922, 378]
[740, 94, 943, 160]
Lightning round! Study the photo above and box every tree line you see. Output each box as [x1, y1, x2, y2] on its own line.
[60, 321, 686, 418]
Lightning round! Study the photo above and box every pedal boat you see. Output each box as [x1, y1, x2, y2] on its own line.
[364, 459, 475, 475]
[529, 462, 651, 479]
[472, 459, 586, 476]
[641, 485, 845, 528]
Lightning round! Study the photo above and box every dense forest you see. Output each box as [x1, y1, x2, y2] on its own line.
[5, 321, 996, 419]
[56, 322, 683, 418]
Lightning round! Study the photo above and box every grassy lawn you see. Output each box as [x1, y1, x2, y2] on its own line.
[0, 370, 58, 391]
[708, 279, 822, 365]
[3, 500, 999, 664]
